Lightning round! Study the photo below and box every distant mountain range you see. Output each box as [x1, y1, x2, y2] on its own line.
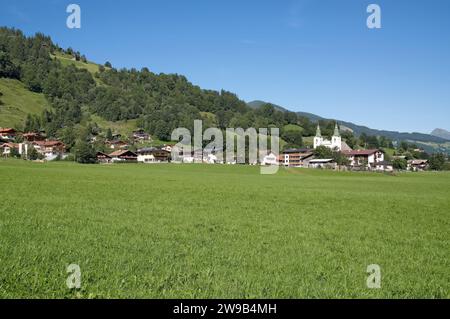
[248, 100, 449, 143]
[431, 128, 450, 141]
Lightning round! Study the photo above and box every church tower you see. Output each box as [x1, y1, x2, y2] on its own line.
[314, 124, 323, 149]
[331, 122, 342, 151]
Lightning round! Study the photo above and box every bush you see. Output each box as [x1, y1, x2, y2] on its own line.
[63, 153, 76, 162]
[28, 146, 40, 160]
[9, 147, 21, 158]
[74, 140, 97, 164]
[393, 158, 407, 170]
[429, 153, 446, 171]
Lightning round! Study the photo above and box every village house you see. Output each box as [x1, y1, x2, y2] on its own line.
[342, 149, 385, 169]
[0, 128, 17, 141]
[1, 143, 19, 157]
[136, 147, 171, 163]
[408, 159, 429, 171]
[373, 161, 394, 172]
[309, 159, 337, 169]
[106, 140, 129, 150]
[96, 152, 112, 164]
[1, 143, 31, 158]
[162, 144, 175, 152]
[32, 141, 66, 160]
[279, 148, 314, 167]
[136, 148, 157, 164]
[132, 129, 150, 142]
[204, 153, 219, 164]
[22, 132, 45, 142]
[109, 150, 138, 163]
[261, 152, 278, 166]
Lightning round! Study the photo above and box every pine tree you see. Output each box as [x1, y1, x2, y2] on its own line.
[74, 139, 97, 164]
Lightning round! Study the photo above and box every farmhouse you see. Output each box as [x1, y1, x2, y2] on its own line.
[0, 142, 31, 157]
[96, 152, 112, 164]
[132, 129, 150, 141]
[342, 149, 385, 169]
[408, 159, 429, 171]
[162, 144, 175, 152]
[22, 132, 45, 142]
[1, 143, 19, 157]
[109, 150, 138, 162]
[0, 128, 17, 141]
[373, 161, 394, 172]
[136, 148, 170, 163]
[309, 159, 336, 169]
[106, 140, 129, 150]
[33, 141, 66, 160]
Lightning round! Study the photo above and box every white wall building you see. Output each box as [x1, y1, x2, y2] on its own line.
[137, 154, 156, 164]
[343, 149, 385, 168]
[261, 152, 278, 166]
[314, 123, 342, 151]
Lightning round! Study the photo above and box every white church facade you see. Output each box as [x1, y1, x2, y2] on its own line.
[314, 123, 344, 151]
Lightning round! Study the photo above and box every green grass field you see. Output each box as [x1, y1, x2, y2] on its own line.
[0, 78, 51, 128]
[0, 160, 448, 299]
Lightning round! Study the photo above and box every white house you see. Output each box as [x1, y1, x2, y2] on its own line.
[1, 143, 29, 157]
[261, 152, 278, 166]
[137, 153, 156, 164]
[204, 153, 219, 164]
[32, 141, 66, 161]
[162, 145, 174, 152]
[309, 159, 336, 169]
[343, 149, 385, 168]
[408, 159, 429, 171]
[374, 161, 394, 172]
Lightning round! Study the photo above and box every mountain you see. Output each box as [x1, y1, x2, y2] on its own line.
[431, 128, 450, 141]
[248, 100, 448, 144]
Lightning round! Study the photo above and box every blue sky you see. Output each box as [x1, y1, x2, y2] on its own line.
[1, 0, 449, 133]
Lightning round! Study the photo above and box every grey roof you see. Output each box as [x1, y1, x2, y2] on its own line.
[309, 159, 334, 163]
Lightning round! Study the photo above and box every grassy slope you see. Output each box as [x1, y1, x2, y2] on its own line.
[51, 52, 104, 80]
[0, 78, 51, 128]
[0, 160, 448, 298]
[0, 54, 135, 137]
[89, 115, 139, 138]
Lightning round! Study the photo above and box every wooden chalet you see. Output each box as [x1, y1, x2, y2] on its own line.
[0, 128, 17, 141]
[96, 152, 112, 164]
[109, 150, 138, 162]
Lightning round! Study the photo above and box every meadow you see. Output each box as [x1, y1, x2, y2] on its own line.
[0, 159, 448, 299]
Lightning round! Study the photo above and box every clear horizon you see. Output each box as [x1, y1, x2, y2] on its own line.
[0, 0, 449, 134]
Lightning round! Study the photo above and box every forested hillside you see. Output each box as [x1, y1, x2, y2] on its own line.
[0, 27, 329, 146]
[1, 26, 446, 155]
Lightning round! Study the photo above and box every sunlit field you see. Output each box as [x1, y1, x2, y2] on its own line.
[0, 159, 448, 298]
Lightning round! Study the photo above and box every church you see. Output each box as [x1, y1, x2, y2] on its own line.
[313, 123, 352, 152]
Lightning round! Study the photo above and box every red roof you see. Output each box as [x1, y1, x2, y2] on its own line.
[1, 143, 19, 149]
[22, 132, 41, 137]
[33, 140, 65, 147]
[342, 149, 382, 156]
[0, 128, 16, 134]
